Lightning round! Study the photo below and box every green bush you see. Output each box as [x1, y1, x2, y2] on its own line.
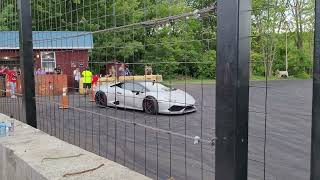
[294, 71, 310, 79]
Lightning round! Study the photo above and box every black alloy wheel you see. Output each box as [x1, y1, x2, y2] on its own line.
[95, 91, 107, 107]
[143, 96, 158, 115]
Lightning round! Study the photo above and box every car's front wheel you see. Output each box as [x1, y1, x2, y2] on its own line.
[95, 91, 107, 107]
[143, 96, 158, 115]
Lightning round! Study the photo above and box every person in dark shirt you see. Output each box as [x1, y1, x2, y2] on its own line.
[54, 65, 62, 74]
[17, 68, 21, 76]
[99, 65, 107, 77]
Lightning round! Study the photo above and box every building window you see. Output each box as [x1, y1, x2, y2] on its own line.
[41, 52, 56, 72]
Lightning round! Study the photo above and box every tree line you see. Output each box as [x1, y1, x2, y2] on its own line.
[0, 0, 314, 79]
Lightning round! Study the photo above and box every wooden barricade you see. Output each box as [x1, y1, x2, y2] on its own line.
[0, 74, 68, 97]
[35, 74, 68, 96]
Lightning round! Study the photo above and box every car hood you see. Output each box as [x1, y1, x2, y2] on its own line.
[149, 89, 195, 105]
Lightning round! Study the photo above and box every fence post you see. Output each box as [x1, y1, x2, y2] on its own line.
[311, 0, 320, 179]
[17, 0, 37, 128]
[215, 0, 251, 179]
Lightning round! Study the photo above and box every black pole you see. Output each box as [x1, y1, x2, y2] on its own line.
[17, 0, 37, 128]
[215, 0, 251, 179]
[311, 0, 320, 179]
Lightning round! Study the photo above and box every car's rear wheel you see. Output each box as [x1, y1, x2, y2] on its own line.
[95, 91, 107, 107]
[143, 96, 158, 115]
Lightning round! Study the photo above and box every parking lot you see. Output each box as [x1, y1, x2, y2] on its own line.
[1, 80, 311, 180]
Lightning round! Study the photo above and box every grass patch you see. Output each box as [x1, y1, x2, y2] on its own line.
[251, 75, 311, 80]
[163, 75, 311, 85]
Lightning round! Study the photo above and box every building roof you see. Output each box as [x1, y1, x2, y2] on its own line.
[0, 31, 93, 50]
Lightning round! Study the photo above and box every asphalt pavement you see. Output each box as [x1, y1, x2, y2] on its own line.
[0, 80, 312, 180]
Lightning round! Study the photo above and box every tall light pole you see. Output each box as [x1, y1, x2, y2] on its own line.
[285, 22, 288, 72]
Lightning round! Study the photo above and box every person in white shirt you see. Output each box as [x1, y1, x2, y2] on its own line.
[73, 68, 81, 92]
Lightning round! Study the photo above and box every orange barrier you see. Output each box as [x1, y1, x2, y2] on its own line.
[6, 82, 10, 96]
[59, 87, 69, 109]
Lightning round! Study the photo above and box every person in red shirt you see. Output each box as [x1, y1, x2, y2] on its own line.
[92, 75, 99, 86]
[0, 66, 8, 97]
[7, 67, 17, 98]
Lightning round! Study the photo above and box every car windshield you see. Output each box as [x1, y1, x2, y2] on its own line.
[145, 82, 176, 92]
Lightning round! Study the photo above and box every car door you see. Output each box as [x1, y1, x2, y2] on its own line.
[108, 83, 126, 107]
[117, 82, 134, 109]
[132, 83, 146, 109]
[121, 82, 145, 110]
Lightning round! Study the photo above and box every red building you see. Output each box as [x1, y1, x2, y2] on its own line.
[0, 31, 93, 88]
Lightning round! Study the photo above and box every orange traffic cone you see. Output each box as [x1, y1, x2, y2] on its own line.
[6, 81, 10, 97]
[90, 84, 96, 102]
[59, 87, 69, 109]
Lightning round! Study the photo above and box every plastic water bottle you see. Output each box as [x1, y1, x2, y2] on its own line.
[8, 116, 14, 136]
[0, 123, 5, 137]
[0, 122, 8, 137]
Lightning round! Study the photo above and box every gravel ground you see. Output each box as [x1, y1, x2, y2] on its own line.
[0, 80, 312, 180]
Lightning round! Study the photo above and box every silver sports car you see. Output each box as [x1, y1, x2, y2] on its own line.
[94, 81, 196, 114]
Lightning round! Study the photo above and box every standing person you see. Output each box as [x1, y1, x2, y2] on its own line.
[82, 67, 92, 95]
[35, 68, 42, 75]
[106, 66, 116, 78]
[105, 67, 113, 78]
[54, 65, 62, 74]
[40, 68, 46, 75]
[7, 67, 17, 98]
[99, 65, 107, 77]
[17, 68, 21, 76]
[145, 64, 153, 75]
[111, 66, 116, 77]
[73, 68, 81, 92]
[0, 66, 8, 75]
[124, 65, 131, 76]
[92, 74, 99, 86]
[0, 66, 8, 97]
[118, 64, 125, 76]
[89, 74, 99, 102]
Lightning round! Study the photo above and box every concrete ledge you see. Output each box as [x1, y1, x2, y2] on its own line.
[0, 114, 151, 180]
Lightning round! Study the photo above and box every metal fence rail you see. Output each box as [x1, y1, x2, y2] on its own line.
[0, 0, 317, 180]
[1, 0, 218, 179]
